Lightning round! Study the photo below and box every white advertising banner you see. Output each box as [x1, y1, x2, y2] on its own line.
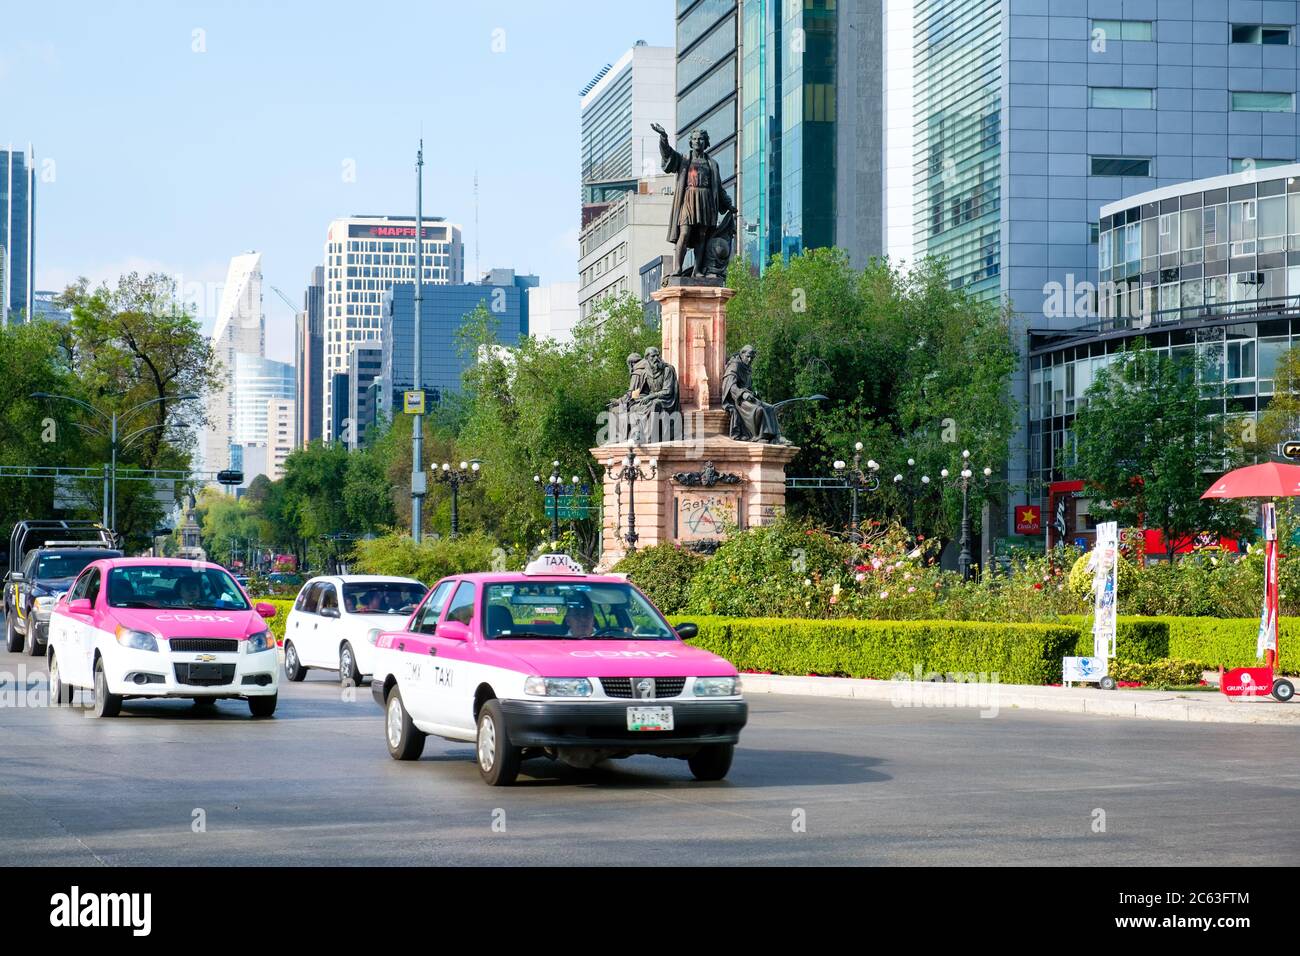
[1089, 521, 1119, 660]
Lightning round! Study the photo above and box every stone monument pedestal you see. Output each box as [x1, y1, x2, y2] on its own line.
[593, 282, 798, 570]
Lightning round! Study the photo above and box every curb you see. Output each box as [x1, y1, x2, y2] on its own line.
[738, 673, 1300, 725]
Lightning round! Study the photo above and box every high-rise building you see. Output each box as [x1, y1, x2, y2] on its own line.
[578, 175, 675, 321]
[267, 397, 295, 480]
[233, 353, 295, 447]
[1, 145, 35, 326]
[675, 2, 740, 199]
[322, 215, 464, 441]
[295, 265, 324, 448]
[737, 0, 884, 270]
[378, 270, 535, 419]
[344, 346, 383, 450]
[581, 42, 676, 218]
[204, 252, 266, 474]
[31, 290, 71, 323]
[911, 2, 1300, 534]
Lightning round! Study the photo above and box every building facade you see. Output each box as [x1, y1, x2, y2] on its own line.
[295, 265, 324, 448]
[527, 281, 581, 343]
[581, 43, 676, 209]
[912, 1, 1300, 536]
[1, 145, 35, 326]
[344, 346, 383, 450]
[233, 353, 295, 447]
[204, 252, 266, 474]
[267, 397, 295, 480]
[578, 175, 675, 321]
[378, 271, 534, 420]
[676, 0, 740, 199]
[739, 0, 884, 270]
[1031, 164, 1300, 540]
[322, 215, 464, 441]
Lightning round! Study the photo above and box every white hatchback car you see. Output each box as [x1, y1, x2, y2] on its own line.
[283, 575, 426, 685]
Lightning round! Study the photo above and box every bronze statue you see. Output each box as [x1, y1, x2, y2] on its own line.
[721, 345, 789, 444]
[629, 346, 680, 443]
[653, 123, 735, 279]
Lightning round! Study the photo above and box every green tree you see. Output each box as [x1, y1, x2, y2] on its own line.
[1256, 345, 1300, 452]
[1071, 343, 1253, 560]
[723, 249, 1018, 542]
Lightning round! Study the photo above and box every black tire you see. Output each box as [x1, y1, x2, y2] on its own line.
[284, 641, 307, 682]
[339, 642, 361, 686]
[4, 612, 21, 653]
[1273, 678, 1295, 703]
[475, 699, 522, 786]
[48, 649, 73, 706]
[248, 694, 277, 718]
[24, 623, 42, 657]
[1099, 675, 1118, 691]
[91, 657, 121, 719]
[688, 743, 734, 781]
[385, 685, 425, 761]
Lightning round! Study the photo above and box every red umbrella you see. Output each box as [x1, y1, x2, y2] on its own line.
[1201, 461, 1300, 499]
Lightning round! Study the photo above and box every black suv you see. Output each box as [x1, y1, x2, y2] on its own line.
[4, 521, 120, 656]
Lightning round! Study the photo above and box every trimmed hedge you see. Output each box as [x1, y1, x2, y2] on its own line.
[670, 615, 1079, 685]
[1065, 614, 1299, 670]
[1063, 616, 1168, 663]
[251, 597, 295, 645]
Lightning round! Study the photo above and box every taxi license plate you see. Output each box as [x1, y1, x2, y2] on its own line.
[627, 706, 673, 732]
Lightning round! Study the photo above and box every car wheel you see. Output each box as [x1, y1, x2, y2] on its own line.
[48, 650, 73, 706]
[284, 640, 307, 682]
[92, 657, 122, 719]
[385, 685, 425, 761]
[248, 694, 277, 718]
[688, 744, 734, 781]
[24, 624, 41, 657]
[476, 699, 521, 786]
[4, 612, 21, 653]
[1273, 678, 1295, 703]
[339, 642, 361, 686]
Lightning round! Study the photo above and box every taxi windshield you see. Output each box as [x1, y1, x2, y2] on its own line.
[106, 566, 250, 611]
[483, 581, 674, 640]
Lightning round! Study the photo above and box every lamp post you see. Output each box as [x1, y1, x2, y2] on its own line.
[432, 459, 481, 538]
[831, 442, 880, 543]
[605, 451, 657, 551]
[946, 449, 993, 580]
[534, 461, 580, 543]
[32, 391, 199, 533]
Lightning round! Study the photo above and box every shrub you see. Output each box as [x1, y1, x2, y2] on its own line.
[670, 615, 1080, 685]
[351, 532, 504, 584]
[1111, 658, 1210, 686]
[612, 543, 706, 614]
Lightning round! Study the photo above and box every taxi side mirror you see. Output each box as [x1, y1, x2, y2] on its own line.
[67, 598, 93, 614]
[675, 622, 699, 640]
[255, 602, 277, 619]
[436, 620, 472, 642]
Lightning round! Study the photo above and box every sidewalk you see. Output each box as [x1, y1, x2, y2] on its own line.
[739, 673, 1300, 725]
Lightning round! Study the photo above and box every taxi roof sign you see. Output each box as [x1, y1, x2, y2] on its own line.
[523, 553, 585, 575]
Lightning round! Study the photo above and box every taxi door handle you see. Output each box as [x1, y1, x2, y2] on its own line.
[428, 647, 438, 657]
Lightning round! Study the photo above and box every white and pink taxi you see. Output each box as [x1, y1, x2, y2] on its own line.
[46, 558, 280, 718]
[370, 554, 747, 785]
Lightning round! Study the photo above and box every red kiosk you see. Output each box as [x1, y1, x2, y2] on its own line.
[1201, 462, 1299, 703]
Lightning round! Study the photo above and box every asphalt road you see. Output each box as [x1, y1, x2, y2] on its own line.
[1, 639, 1298, 866]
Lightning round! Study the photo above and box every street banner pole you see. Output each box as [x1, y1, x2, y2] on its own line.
[1091, 520, 1119, 662]
[1257, 502, 1278, 669]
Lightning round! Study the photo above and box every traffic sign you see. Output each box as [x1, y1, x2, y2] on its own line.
[403, 390, 426, 415]
[217, 469, 244, 485]
[545, 494, 592, 520]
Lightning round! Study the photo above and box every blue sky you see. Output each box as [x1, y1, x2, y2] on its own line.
[3, 0, 673, 361]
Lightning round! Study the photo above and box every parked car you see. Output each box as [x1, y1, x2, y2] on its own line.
[46, 557, 280, 718]
[283, 575, 427, 685]
[5, 520, 121, 657]
[369, 554, 747, 786]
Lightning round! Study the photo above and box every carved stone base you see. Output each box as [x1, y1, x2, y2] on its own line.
[592, 436, 798, 570]
[652, 284, 734, 412]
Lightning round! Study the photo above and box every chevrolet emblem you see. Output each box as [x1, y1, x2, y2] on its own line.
[195, 654, 217, 662]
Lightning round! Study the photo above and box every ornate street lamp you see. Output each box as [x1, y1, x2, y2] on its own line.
[534, 461, 581, 543]
[945, 449, 993, 580]
[605, 451, 657, 551]
[831, 441, 880, 542]
[432, 459, 482, 539]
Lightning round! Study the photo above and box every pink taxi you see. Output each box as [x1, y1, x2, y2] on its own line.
[370, 554, 747, 785]
[46, 558, 280, 718]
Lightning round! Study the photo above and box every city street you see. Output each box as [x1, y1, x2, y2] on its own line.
[2, 643, 1297, 867]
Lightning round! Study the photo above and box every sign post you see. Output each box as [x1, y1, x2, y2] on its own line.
[1064, 520, 1119, 690]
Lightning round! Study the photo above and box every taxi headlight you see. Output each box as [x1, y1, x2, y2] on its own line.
[524, 676, 592, 697]
[246, 630, 276, 654]
[115, 627, 159, 652]
[694, 676, 740, 697]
